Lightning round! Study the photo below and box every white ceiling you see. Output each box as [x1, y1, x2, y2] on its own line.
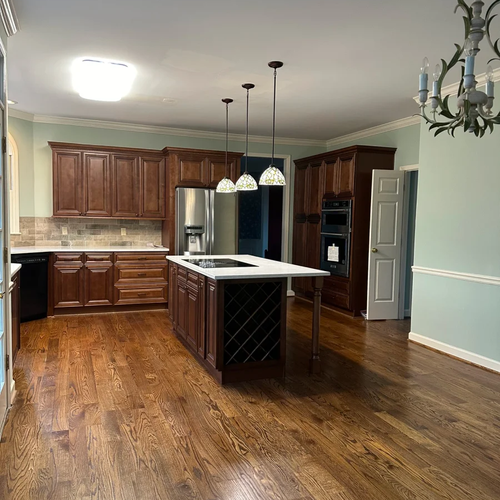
[7, 0, 494, 140]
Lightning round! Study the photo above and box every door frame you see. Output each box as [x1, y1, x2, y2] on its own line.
[398, 164, 419, 320]
[246, 152, 291, 264]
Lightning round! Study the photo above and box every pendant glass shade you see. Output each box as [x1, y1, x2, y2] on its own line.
[216, 176, 236, 193]
[235, 172, 258, 191]
[259, 165, 286, 186]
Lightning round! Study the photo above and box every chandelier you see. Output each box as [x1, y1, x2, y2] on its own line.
[418, 0, 499, 137]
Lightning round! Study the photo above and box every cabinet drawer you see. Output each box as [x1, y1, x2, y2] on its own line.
[54, 253, 83, 263]
[85, 252, 113, 262]
[187, 271, 199, 290]
[323, 289, 350, 310]
[115, 264, 167, 283]
[324, 275, 350, 295]
[114, 284, 167, 305]
[178, 266, 187, 279]
[114, 252, 167, 263]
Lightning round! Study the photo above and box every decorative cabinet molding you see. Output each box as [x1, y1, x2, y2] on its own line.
[292, 145, 396, 316]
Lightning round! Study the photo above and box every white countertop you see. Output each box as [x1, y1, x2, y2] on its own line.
[11, 263, 21, 278]
[11, 246, 169, 255]
[167, 255, 329, 280]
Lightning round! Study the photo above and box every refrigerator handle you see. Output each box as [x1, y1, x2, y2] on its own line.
[207, 189, 214, 255]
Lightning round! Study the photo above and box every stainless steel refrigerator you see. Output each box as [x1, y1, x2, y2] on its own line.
[175, 187, 238, 255]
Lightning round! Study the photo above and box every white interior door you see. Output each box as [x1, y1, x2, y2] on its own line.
[366, 170, 405, 320]
[0, 42, 8, 433]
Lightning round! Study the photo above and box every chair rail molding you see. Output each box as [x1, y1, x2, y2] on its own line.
[0, 0, 19, 36]
[409, 332, 500, 374]
[412, 266, 500, 287]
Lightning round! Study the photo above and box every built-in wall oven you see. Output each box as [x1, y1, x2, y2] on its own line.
[320, 199, 352, 277]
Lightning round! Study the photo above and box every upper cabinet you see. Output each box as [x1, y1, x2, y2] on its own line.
[324, 154, 355, 197]
[207, 158, 236, 188]
[111, 154, 140, 217]
[50, 143, 167, 220]
[53, 150, 83, 216]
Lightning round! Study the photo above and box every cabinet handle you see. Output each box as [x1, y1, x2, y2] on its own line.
[138, 257, 147, 260]
[137, 273, 147, 277]
[137, 292, 147, 296]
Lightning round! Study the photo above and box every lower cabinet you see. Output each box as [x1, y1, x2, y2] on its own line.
[11, 271, 21, 362]
[52, 251, 168, 311]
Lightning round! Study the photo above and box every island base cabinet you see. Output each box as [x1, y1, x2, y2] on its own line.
[169, 263, 287, 384]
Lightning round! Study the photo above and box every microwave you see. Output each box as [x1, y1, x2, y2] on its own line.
[321, 199, 352, 234]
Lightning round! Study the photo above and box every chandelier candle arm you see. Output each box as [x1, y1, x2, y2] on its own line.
[216, 98, 236, 193]
[418, 0, 500, 137]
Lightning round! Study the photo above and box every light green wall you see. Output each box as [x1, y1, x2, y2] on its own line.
[412, 118, 500, 362]
[328, 124, 421, 168]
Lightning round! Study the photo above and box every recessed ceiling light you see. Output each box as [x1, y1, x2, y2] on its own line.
[72, 58, 136, 102]
[7, 99, 17, 105]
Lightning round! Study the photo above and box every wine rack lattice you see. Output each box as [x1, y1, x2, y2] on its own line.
[223, 281, 282, 365]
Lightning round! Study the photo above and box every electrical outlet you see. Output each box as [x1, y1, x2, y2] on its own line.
[62, 226, 68, 235]
[121, 227, 127, 236]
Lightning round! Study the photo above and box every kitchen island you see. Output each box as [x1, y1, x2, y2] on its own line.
[167, 255, 329, 384]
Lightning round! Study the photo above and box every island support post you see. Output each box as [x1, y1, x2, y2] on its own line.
[309, 276, 324, 374]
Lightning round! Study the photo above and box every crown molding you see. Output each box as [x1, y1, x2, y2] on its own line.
[326, 115, 420, 149]
[0, 0, 19, 37]
[412, 67, 500, 104]
[8, 110, 325, 147]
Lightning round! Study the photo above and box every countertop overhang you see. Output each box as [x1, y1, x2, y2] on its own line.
[167, 255, 329, 280]
[11, 246, 169, 255]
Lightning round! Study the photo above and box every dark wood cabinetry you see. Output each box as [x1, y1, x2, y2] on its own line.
[293, 145, 396, 315]
[111, 154, 140, 217]
[53, 150, 83, 216]
[50, 143, 167, 220]
[53, 253, 85, 308]
[84, 153, 112, 217]
[49, 251, 168, 314]
[11, 271, 20, 362]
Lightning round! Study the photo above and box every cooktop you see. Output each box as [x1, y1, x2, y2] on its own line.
[184, 258, 257, 269]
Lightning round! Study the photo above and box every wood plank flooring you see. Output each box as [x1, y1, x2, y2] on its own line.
[1, 298, 500, 499]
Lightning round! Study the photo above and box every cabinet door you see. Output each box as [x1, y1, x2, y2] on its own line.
[306, 162, 324, 216]
[293, 165, 308, 217]
[85, 263, 113, 307]
[169, 264, 177, 325]
[54, 264, 85, 308]
[11, 274, 20, 362]
[206, 279, 217, 368]
[140, 156, 166, 218]
[53, 151, 83, 216]
[111, 154, 140, 217]
[176, 280, 187, 339]
[177, 155, 207, 187]
[198, 277, 206, 357]
[337, 156, 355, 196]
[84, 153, 111, 217]
[207, 158, 236, 188]
[324, 158, 338, 195]
[186, 287, 199, 351]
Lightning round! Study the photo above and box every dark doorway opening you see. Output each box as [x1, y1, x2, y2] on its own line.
[238, 157, 285, 261]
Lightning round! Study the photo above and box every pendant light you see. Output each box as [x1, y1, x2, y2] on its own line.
[216, 98, 236, 193]
[259, 61, 286, 186]
[236, 83, 258, 191]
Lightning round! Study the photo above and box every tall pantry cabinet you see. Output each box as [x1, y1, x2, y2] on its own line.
[292, 145, 396, 316]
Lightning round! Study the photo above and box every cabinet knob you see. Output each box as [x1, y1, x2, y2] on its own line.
[371, 248, 378, 253]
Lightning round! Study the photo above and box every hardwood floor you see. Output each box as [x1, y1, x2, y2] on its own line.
[1, 298, 500, 499]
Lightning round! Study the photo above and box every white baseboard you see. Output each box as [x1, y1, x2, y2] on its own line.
[10, 388, 16, 405]
[409, 332, 500, 373]
[287, 290, 296, 297]
[404, 308, 411, 317]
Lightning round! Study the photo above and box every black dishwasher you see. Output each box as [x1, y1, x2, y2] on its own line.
[11, 253, 50, 323]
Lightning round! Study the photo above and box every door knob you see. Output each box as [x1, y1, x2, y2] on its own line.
[371, 248, 378, 253]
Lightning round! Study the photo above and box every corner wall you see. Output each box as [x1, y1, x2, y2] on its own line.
[411, 120, 500, 369]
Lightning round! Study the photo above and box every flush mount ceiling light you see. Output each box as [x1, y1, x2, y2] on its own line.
[72, 58, 136, 102]
[418, 1, 500, 137]
[236, 83, 258, 191]
[260, 61, 286, 186]
[216, 98, 237, 193]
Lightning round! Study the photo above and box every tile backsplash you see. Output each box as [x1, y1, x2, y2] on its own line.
[12, 217, 163, 247]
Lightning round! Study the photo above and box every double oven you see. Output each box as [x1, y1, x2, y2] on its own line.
[320, 199, 352, 277]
